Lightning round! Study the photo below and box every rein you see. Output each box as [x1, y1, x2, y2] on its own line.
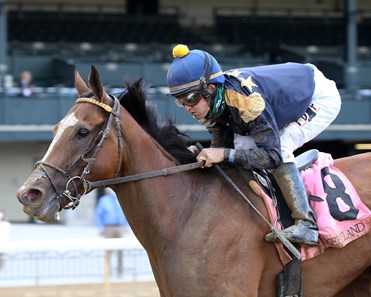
[83, 161, 205, 191]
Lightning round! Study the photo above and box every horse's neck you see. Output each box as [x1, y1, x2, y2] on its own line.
[121, 120, 176, 176]
[119, 107, 176, 171]
[115, 109, 185, 247]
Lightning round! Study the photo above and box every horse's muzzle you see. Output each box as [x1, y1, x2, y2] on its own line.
[16, 184, 60, 222]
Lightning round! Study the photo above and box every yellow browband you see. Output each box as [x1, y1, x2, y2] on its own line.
[76, 97, 113, 113]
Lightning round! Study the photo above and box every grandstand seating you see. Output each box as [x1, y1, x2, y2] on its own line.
[5, 9, 371, 89]
[10, 10, 371, 50]
[7, 11, 202, 44]
[215, 15, 347, 53]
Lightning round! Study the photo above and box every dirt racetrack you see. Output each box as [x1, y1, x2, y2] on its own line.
[0, 281, 160, 297]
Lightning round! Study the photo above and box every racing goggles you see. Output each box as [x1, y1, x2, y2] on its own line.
[175, 91, 202, 107]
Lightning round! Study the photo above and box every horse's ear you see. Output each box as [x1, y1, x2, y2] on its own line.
[74, 65, 89, 96]
[88, 65, 106, 102]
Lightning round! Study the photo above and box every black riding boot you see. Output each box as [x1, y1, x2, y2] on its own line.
[264, 162, 319, 247]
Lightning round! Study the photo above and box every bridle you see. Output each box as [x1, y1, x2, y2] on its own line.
[35, 95, 124, 210]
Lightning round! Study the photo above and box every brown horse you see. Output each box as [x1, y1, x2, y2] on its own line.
[17, 66, 370, 297]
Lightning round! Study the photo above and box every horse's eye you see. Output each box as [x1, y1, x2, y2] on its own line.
[76, 128, 90, 139]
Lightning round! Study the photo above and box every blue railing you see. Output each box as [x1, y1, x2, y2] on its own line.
[0, 87, 207, 141]
[1, 88, 371, 141]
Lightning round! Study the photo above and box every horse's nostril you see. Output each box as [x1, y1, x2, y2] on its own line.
[23, 189, 42, 202]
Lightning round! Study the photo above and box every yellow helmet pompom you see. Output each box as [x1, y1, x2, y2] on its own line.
[172, 44, 189, 58]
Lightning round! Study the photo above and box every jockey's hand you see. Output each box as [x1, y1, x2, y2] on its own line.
[197, 148, 225, 168]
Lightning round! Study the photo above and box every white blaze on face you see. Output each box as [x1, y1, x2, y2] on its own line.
[42, 113, 79, 161]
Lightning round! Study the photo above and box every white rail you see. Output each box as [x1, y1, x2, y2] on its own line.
[0, 237, 154, 292]
[0, 237, 143, 253]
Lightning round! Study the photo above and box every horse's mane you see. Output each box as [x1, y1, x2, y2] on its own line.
[116, 79, 197, 164]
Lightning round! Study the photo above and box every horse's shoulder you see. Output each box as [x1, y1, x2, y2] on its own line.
[214, 165, 257, 195]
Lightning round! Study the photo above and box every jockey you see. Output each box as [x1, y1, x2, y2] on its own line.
[166, 44, 342, 247]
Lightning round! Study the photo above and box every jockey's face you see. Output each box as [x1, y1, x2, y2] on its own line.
[175, 84, 215, 120]
[182, 96, 210, 120]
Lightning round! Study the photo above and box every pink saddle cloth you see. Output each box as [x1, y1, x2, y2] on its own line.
[257, 152, 371, 263]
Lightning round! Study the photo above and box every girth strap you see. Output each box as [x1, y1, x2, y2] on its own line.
[84, 161, 205, 191]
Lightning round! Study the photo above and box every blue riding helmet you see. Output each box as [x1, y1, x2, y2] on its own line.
[167, 44, 225, 96]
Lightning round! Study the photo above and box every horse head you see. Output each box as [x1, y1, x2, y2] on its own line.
[17, 66, 123, 222]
